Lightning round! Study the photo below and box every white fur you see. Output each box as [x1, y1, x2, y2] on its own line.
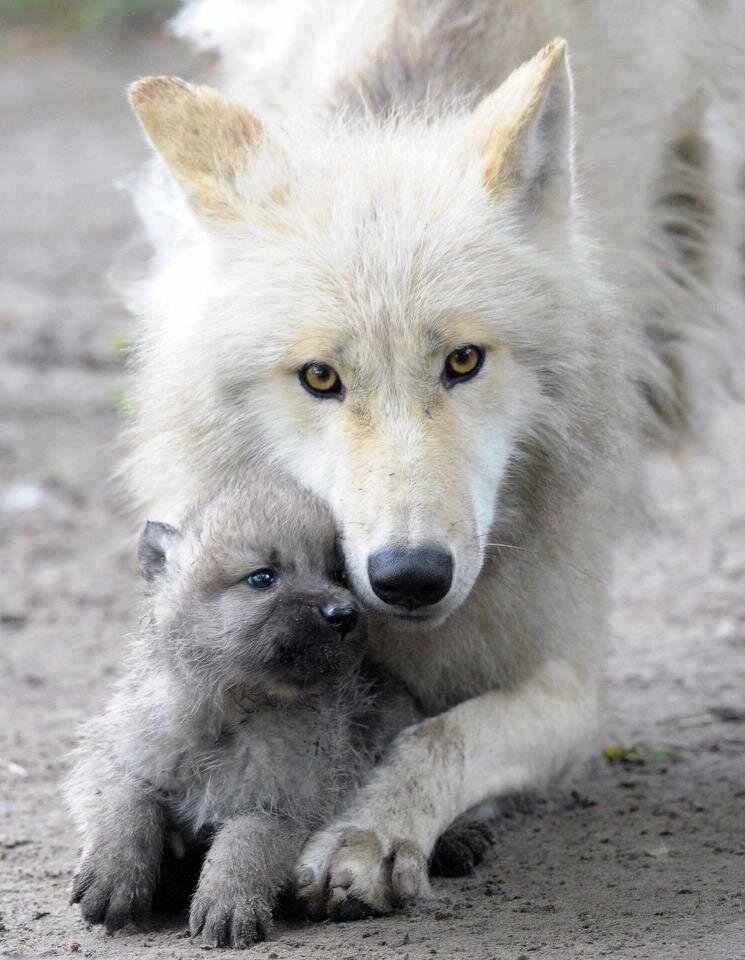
[122, 0, 745, 914]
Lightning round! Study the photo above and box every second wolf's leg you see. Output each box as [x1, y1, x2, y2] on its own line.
[190, 815, 308, 948]
[296, 658, 599, 915]
[70, 780, 165, 931]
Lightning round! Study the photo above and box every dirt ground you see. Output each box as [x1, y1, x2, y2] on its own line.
[2, 27, 745, 960]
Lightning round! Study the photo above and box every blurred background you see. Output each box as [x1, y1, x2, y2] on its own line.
[1, 4, 744, 958]
[0, 6, 200, 949]
[2, 0, 177, 35]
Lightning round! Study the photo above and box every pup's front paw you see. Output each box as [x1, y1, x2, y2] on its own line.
[190, 885, 273, 949]
[296, 824, 430, 918]
[70, 844, 157, 932]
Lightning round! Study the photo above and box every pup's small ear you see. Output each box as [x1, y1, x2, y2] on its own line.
[128, 76, 266, 224]
[472, 38, 573, 218]
[138, 520, 182, 582]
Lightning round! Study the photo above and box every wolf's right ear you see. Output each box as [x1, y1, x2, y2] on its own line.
[138, 520, 181, 582]
[128, 76, 267, 225]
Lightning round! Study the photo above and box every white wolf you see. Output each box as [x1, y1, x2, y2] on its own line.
[123, 0, 745, 915]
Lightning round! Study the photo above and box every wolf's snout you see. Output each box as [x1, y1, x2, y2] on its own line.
[320, 603, 358, 636]
[367, 545, 453, 610]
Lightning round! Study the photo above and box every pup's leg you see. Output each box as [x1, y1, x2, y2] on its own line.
[190, 816, 307, 949]
[70, 780, 165, 931]
[296, 658, 599, 916]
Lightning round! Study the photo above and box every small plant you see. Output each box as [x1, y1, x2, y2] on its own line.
[602, 743, 684, 765]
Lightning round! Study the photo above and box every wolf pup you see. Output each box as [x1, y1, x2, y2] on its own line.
[65, 473, 418, 948]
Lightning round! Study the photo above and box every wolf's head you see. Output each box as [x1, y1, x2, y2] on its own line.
[128, 40, 625, 627]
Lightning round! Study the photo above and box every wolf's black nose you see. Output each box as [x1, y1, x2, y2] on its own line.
[321, 603, 358, 635]
[367, 545, 453, 610]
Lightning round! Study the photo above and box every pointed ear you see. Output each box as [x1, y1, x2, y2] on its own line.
[138, 520, 182, 582]
[472, 38, 573, 217]
[128, 76, 266, 224]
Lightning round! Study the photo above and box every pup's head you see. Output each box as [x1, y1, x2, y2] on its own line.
[137, 473, 365, 698]
[129, 40, 622, 627]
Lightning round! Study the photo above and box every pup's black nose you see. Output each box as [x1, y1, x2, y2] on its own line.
[367, 545, 453, 610]
[321, 603, 358, 636]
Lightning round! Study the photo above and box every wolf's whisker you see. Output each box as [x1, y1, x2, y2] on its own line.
[481, 541, 606, 586]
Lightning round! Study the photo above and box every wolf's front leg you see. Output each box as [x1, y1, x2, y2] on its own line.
[190, 815, 308, 949]
[70, 781, 165, 931]
[296, 659, 599, 916]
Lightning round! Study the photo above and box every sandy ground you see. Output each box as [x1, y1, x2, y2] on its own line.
[2, 29, 745, 960]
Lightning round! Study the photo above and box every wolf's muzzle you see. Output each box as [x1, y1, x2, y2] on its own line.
[367, 544, 453, 610]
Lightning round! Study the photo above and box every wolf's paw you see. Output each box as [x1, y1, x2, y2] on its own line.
[190, 885, 273, 949]
[296, 825, 430, 918]
[70, 845, 157, 931]
[429, 820, 496, 878]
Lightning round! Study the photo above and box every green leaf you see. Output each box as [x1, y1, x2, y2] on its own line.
[602, 743, 684, 765]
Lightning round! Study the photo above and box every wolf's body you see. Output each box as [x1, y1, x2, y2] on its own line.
[121, 0, 745, 914]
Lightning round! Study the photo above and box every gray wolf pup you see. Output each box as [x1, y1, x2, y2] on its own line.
[121, 0, 745, 916]
[65, 474, 418, 947]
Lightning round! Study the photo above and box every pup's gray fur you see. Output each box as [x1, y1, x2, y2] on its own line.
[65, 473, 418, 947]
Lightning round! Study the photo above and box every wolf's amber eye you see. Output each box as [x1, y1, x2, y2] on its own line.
[443, 345, 484, 386]
[299, 362, 343, 398]
[245, 569, 276, 589]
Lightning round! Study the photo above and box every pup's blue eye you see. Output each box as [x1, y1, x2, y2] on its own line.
[245, 569, 276, 589]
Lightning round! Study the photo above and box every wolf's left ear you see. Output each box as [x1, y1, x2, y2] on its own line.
[472, 38, 573, 218]
[138, 520, 182, 582]
[128, 76, 268, 225]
